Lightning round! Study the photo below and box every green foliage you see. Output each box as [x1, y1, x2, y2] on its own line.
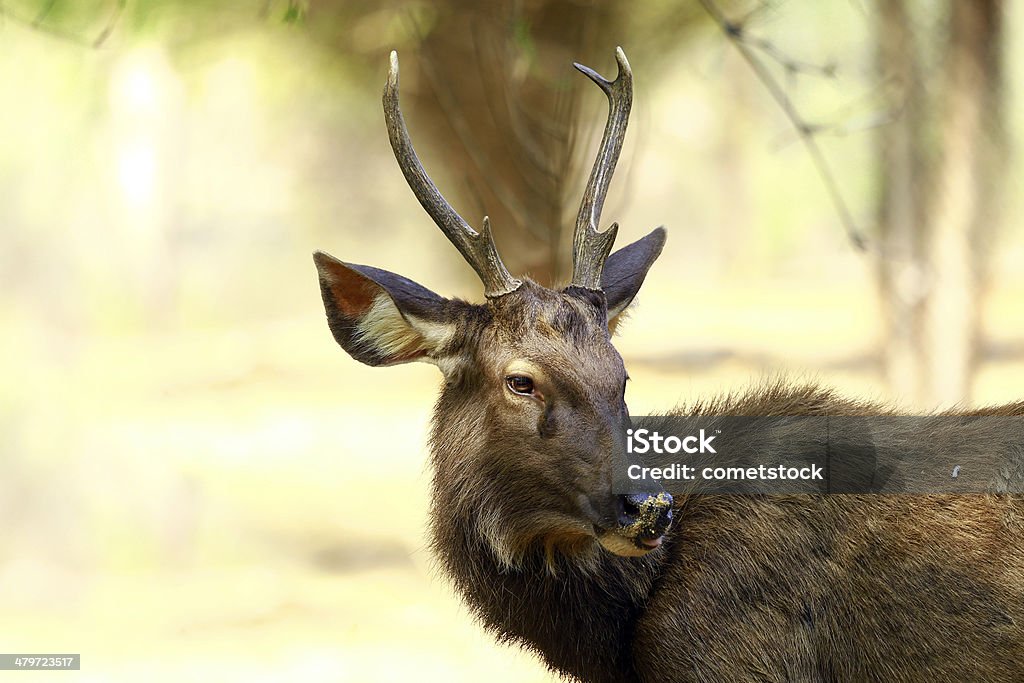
[282, 0, 306, 25]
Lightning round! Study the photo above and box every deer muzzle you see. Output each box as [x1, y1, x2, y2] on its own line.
[596, 491, 673, 556]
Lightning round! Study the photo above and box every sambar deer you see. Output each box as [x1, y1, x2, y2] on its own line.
[313, 48, 1024, 682]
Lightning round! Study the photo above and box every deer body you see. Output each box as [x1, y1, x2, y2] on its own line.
[430, 382, 1024, 682]
[435, 479, 1024, 683]
[314, 49, 1024, 682]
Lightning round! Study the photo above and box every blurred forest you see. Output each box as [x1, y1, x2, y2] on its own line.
[1, 1, 1022, 681]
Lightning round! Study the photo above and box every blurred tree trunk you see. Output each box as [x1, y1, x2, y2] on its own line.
[875, 0, 1005, 408]
[874, 0, 928, 405]
[305, 0, 702, 287]
[922, 0, 1004, 406]
[408, 1, 621, 285]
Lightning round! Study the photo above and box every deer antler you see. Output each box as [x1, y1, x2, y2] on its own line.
[571, 47, 633, 290]
[383, 51, 522, 298]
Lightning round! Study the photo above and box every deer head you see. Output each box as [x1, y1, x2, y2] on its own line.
[314, 48, 671, 566]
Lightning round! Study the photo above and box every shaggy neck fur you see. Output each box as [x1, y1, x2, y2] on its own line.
[429, 495, 663, 683]
[427, 374, 664, 682]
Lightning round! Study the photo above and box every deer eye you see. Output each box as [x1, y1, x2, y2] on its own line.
[506, 375, 535, 396]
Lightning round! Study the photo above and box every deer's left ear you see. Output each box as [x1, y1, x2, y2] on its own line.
[601, 227, 666, 326]
[313, 252, 465, 369]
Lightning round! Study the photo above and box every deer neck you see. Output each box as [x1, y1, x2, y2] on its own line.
[428, 482, 664, 683]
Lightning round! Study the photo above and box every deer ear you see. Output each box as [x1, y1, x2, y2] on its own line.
[601, 227, 666, 326]
[313, 252, 460, 368]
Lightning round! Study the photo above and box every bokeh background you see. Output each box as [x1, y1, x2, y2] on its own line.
[2, 1, 1022, 680]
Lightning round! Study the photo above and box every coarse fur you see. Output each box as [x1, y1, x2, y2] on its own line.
[429, 379, 1024, 682]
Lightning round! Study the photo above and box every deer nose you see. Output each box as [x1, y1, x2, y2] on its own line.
[618, 492, 673, 543]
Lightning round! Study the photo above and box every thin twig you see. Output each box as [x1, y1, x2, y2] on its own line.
[32, 0, 58, 27]
[92, 0, 126, 48]
[746, 34, 838, 79]
[698, 0, 867, 250]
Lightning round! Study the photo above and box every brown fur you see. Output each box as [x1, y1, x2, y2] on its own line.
[428, 377, 1024, 682]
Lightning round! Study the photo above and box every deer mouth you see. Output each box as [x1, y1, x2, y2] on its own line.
[593, 491, 673, 557]
[595, 526, 666, 557]
[638, 534, 664, 549]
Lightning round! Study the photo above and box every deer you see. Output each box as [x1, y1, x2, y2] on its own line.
[313, 48, 1024, 682]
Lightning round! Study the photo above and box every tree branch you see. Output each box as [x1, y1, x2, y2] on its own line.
[0, 0, 125, 48]
[698, 0, 868, 250]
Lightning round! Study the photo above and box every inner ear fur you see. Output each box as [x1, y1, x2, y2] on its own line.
[600, 227, 667, 329]
[314, 251, 463, 367]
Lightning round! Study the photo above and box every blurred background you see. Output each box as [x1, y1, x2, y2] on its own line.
[2, 0, 1022, 680]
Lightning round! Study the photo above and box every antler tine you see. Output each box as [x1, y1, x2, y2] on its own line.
[571, 47, 633, 290]
[383, 51, 522, 298]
